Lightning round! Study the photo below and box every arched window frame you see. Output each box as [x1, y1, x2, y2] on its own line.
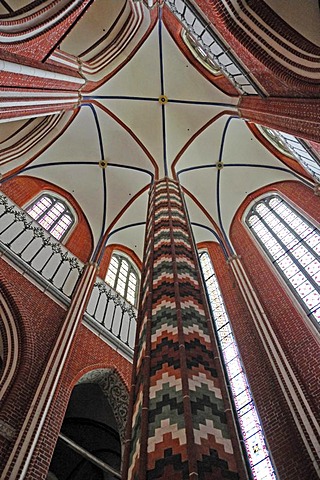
[245, 193, 320, 331]
[198, 249, 276, 480]
[25, 191, 77, 242]
[256, 125, 295, 158]
[181, 29, 221, 76]
[256, 125, 320, 182]
[105, 251, 140, 307]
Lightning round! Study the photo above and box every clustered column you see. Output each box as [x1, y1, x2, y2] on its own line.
[123, 178, 244, 480]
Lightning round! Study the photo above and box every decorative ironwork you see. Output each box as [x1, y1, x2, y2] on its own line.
[86, 280, 137, 349]
[199, 250, 276, 480]
[78, 368, 129, 442]
[0, 194, 137, 351]
[165, 0, 261, 95]
[0, 194, 82, 297]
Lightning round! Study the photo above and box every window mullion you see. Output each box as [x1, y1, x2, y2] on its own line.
[114, 256, 122, 292]
[268, 202, 320, 262]
[27, 194, 74, 240]
[254, 211, 320, 295]
[48, 200, 64, 233]
[35, 195, 53, 223]
[124, 266, 131, 301]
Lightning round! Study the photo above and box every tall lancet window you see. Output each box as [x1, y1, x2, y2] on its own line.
[199, 250, 276, 480]
[27, 193, 74, 241]
[105, 253, 139, 306]
[246, 195, 320, 328]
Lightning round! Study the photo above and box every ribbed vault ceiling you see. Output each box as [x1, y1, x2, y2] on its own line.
[0, 3, 312, 261]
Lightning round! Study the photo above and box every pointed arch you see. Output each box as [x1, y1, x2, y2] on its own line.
[77, 368, 129, 442]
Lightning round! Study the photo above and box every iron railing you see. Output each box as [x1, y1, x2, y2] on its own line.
[0, 193, 136, 351]
[86, 281, 137, 349]
[165, 0, 262, 95]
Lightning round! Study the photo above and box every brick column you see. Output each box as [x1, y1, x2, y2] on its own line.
[122, 178, 245, 480]
[239, 97, 320, 143]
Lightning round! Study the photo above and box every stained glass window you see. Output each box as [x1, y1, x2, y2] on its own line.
[105, 253, 139, 306]
[246, 195, 320, 328]
[257, 125, 320, 182]
[27, 194, 74, 241]
[199, 250, 276, 480]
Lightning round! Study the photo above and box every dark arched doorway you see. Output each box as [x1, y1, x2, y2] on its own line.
[48, 369, 129, 479]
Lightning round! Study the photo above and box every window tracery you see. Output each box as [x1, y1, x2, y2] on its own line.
[246, 194, 320, 328]
[26, 193, 74, 241]
[105, 253, 139, 306]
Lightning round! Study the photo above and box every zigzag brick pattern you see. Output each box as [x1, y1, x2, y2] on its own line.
[124, 178, 241, 480]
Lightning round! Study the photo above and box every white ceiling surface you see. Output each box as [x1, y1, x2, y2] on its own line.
[36, 108, 102, 163]
[94, 26, 162, 98]
[27, 163, 104, 246]
[95, 99, 163, 170]
[2, 13, 307, 261]
[0, 113, 75, 177]
[92, 103, 158, 174]
[160, 28, 237, 105]
[105, 166, 150, 228]
[165, 103, 231, 169]
[0, 119, 27, 143]
[4, 1, 32, 10]
[106, 190, 149, 259]
[177, 117, 300, 240]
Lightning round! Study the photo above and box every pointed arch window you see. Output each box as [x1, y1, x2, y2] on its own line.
[26, 193, 74, 241]
[199, 250, 276, 480]
[105, 253, 139, 306]
[246, 195, 320, 328]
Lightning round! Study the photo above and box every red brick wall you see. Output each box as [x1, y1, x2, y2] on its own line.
[194, 0, 320, 97]
[0, 48, 83, 91]
[0, 258, 66, 471]
[26, 312, 132, 479]
[201, 240, 319, 479]
[2, 0, 93, 62]
[226, 180, 320, 478]
[230, 181, 320, 405]
[0, 257, 132, 478]
[1, 176, 93, 262]
[239, 97, 320, 144]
